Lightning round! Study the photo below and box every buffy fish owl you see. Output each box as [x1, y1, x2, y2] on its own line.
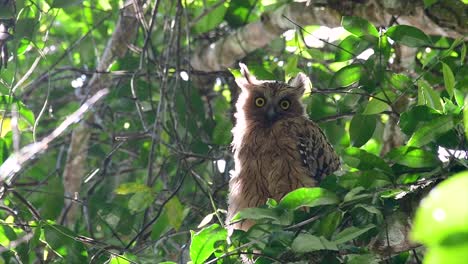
[227, 63, 340, 231]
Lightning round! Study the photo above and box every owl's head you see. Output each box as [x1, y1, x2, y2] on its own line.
[234, 63, 309, 126]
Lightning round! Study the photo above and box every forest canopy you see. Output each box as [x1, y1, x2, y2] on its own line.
[0, 0, 467, 263]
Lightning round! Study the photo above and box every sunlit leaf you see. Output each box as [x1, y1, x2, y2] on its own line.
[193, 1, 228, 33]
[386, 25, 431, 47]
[418, 79, 443, 111]
[278, 187, 339, 210]
[336, 35, 371, 61]
[407, 116, 454, 147]
[115, 182, 151, 195]
[341, 16, 379, 38]
[386, 147, 441, 168]
[190, 224, 227, 264]
[362, 92, 395, 115]
[412, 171, 468, 246]
[330, 64, 364, 87]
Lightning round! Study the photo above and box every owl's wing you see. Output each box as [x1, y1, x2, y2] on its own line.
[297, 120, 340, 182]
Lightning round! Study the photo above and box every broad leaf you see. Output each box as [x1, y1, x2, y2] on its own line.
[333, 224, 375, 244]
[336, 35, 371, 61]
[441, 62, 455, 98]
[330, 64, 364, 87]
[278, 188, 339, 210]
[407, 116, 454, 147]
[190, 224, 227, 264]
[341, 16, 379, 38]
[386, 147, 440, 168]
[343, 147, 392, 173]
[362, 91, 395, 115]
[412, 172, 468, 246]
[291, 233, 338, 252]
[349, 114, 376, 147]
[386, 25, 431, 47]
[193, 2, 228, 33]
[418, 80, 443, 111]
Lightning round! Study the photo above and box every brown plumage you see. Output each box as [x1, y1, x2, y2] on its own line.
[227, 63, 340, 231]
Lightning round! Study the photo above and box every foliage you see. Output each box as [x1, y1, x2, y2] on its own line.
[0, 0, 467, 263]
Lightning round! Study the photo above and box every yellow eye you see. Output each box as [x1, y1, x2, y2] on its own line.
[279, 99, 290, 110]
[255, 97, 265, 107]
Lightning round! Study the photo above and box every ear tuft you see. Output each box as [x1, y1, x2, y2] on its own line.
[236, 63, 257, 89]
[288, 72, 309, 95]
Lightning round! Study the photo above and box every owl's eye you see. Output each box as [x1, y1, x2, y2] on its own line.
[279, 99, 290, 110]
[255, 97, 266, 107]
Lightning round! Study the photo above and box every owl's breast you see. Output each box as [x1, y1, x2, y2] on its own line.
[234, 119, 315, 201]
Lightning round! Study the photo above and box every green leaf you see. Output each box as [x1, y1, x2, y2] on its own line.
[407, 116, 454, 147]
[237, 207, 280, 222]
[330, 64, 364, 87]
[441, 62, 455, 98]
[418, 79, 443, 111]
[190, 224, 227, 264]
[349, 114, 376, 147]
[464, 96, 468, 141]
[389, 73, 413, 90]
[0, 138, 9, 163]
[343, 187, 366, 202]
[128, 191, 154, 213]
[424, 0, 439, 8]
[386, 25, 431, 47]
[424, 244, 468, 264]
[386, 147, 440, 168]
[278, 187, 339, 210]
[115, 182, 151, 195]
[150, 209, 170, 240]
[291, 233, 338, 253]
[50, 0, 83, 8]
[193, 1, 228, 33]
[319, 211, 343, 239]
[341, 16, 379, 38]
[399, 105, 439, 135]
[224, 0, 257, 28]
[345, 254, 380, 264]
[363, 92, 395, 115]
[333, 224, 375, 244]
[335, 35, 371, 62]
[343, 147, 392, 173]
[0, 225, 17, 246]
[44, 224, 87, 262]
[166, 197, 187, 231]
[212, 118, 233, 145]
[412, 171, 468, 246]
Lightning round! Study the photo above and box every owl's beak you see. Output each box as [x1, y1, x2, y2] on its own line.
[265, 107, 278, 122]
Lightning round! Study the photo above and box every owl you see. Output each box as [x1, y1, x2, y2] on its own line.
[227, 63, 340, 231]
